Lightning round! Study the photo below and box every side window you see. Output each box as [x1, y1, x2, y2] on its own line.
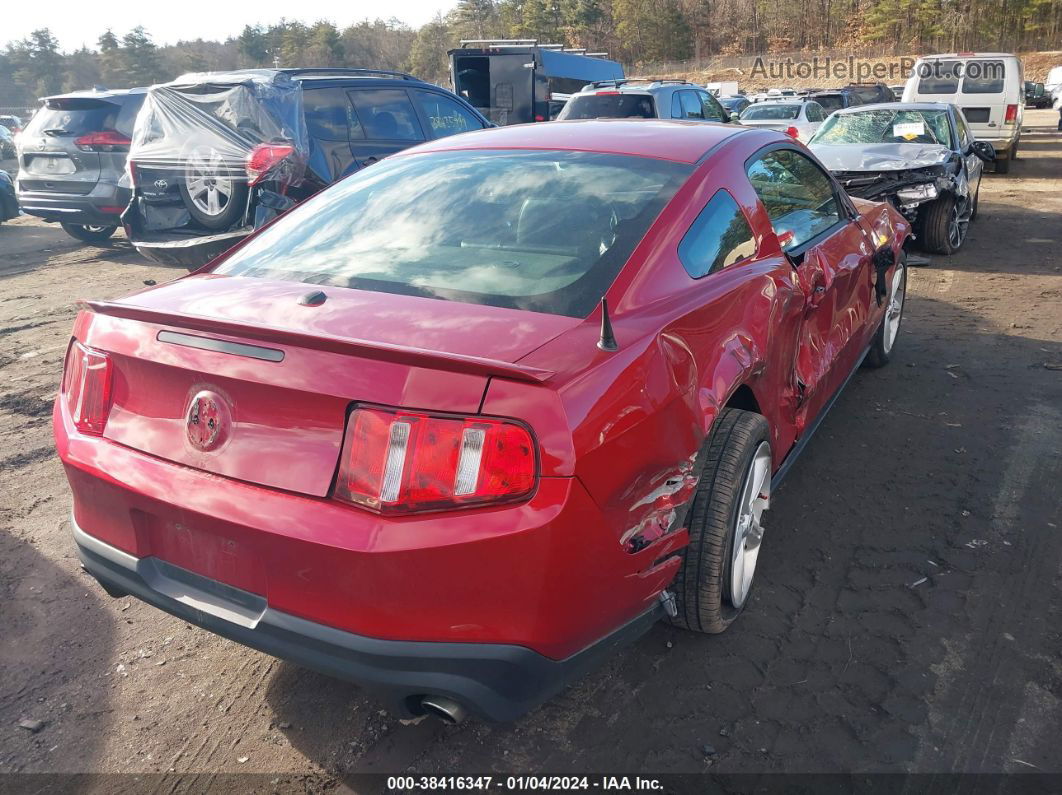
[746, 149, 843, 249]
[954, 111, 972, 148]
[303, 87, 363, 141]
[806, 103, 824, 122]
[679, 190, 757, 278]
[698, 91, 726, 122]
[347, 89, 424, 142]
[680, 91, 705, 120]
[413, 90, 484, 139]
[671, 92, 683, 119]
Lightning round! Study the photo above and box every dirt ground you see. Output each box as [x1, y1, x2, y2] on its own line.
[1, 111, 1060, 784]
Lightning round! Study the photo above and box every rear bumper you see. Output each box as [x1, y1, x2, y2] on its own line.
[74, 516, 662, 721]
[16, 184, 128, 225]
[129, 228, 250, 268]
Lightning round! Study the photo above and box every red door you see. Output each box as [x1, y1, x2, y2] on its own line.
[745, 146, 875, 435]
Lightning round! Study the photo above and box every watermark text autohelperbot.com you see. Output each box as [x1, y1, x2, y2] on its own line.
[749, 56, 1004, 84]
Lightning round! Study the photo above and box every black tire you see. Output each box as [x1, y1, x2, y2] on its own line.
[920, 193, 966, 255]
[670, 408, 772, 634]
[865, 253, 907, 368]
[60, 222, 118, 244]
[177, 146, 248, 230]
[995, 152, 1010, 174]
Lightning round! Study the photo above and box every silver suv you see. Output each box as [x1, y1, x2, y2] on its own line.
[16, 87, 145, 243]
[556, 79, 736, 124]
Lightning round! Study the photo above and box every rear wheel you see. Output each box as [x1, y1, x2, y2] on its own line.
[670, 408, 772, 634]
[865, 253, 907, 368]
[178, 145, 248, 230]
[60, 223, 117, 244]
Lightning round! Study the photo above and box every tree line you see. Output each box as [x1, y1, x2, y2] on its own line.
[2, 0, 1061, 109]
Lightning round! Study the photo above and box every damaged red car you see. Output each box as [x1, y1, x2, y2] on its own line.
[56, 120, 910, 723]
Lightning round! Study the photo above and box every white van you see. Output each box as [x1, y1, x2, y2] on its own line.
[902, 53, 1024, 173]
[1046, 65, 1062, 108]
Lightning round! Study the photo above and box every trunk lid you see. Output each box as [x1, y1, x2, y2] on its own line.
[81, 276, 573, 496]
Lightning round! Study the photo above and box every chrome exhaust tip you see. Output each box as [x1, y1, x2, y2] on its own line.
[420, 695, 467, 725]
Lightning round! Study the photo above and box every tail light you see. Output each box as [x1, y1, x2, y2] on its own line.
[245, 143, 295, 186]
[335, 406, 537, 514]
[62, 341, 113, 435]
[1004, 104, 1018, 124]
[785, 126, 800, 138]
[74, 130, 131, 152]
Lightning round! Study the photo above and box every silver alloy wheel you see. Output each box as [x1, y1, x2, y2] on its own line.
[184, 147, 233, 218]
[730, 440, 772, 609]
[882, 261, 906, 354]
[948, 197, 970, 250]
[83, 225, 109, 233]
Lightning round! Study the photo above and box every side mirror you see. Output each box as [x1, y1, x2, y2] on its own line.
[730, 112, 741, 121]
[970, 140, 996, 162]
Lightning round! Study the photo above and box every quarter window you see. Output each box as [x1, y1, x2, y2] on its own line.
[679, 190, 757, 278]
[303, 87, 362, 141]
[746, 149, 843, 249]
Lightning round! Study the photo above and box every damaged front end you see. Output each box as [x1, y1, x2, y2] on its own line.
[834, 159, 962, 223]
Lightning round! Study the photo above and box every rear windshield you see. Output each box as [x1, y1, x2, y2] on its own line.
[24, 96, 143, 137]
[961, 60, 1006, 94]
[811, 94, 844, 112]
[741, 104, 801, 120]
[214, 150, 692, 317]
[558, 94, 656, 120]
[917, 60, 963, 94]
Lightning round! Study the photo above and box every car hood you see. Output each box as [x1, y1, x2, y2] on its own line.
[119, 274, 580, 364]
[810, 142, 953, 172]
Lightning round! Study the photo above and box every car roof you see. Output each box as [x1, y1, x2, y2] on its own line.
[578, 80, 699, 94]
[834, 101, 953, 114]
[405, 119, 752, 164]
[916, 52, 1017, 59]
[42, 87, 147, 101]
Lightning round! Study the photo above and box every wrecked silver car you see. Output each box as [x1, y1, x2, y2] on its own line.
[809, 102, 994, 255]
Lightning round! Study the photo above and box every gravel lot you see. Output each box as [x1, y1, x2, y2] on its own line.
[1, 110, 1060, 780]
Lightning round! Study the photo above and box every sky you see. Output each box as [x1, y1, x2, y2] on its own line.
[5, 0, 457, 51]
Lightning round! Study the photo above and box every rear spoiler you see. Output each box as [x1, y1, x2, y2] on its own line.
[82, 300, 555, 384]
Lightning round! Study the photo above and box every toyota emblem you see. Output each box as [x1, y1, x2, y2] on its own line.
[154, 178, 168, 189]
[186, 391, 228, 451]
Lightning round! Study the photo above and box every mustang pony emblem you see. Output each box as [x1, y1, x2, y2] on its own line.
[186, 391, 227, 451]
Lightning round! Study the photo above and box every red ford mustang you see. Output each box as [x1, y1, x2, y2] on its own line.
[56, 120, 909, 723]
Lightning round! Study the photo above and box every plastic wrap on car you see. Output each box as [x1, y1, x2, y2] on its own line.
[127, 71, 309, 238]
[131, 71, 308, 175]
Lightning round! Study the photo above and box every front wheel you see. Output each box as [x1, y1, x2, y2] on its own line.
[920, 194, 969, 254]
[60, 223, 118, 244]
[670, 408, 772, 634]
[865, 253, 907, 368]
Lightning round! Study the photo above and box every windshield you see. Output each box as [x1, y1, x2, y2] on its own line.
[809, 109, 952, 146]
[214, 150, 692, 317]
[811, 94, 844, 112]
[558, 93, 656, 119]
[741, 104, 801, 120]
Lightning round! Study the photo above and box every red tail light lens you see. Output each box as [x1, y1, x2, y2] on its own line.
[74, 130, 131, 152]
[245, 143, 295, 186]
[1004, 104, 1018, 124]
[335, 406, 537, 514]
[62, 341, 113, 435]
[785, 126, 800, 138]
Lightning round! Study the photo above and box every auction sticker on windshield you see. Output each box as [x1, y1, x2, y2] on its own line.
[893, 121, 925, 140]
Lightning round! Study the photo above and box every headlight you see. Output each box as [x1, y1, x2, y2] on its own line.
[896, 183, 938, 204]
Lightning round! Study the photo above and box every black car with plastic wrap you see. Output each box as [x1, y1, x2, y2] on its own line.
[809, 102, 995, 255]
[125, 68, 491, 268]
